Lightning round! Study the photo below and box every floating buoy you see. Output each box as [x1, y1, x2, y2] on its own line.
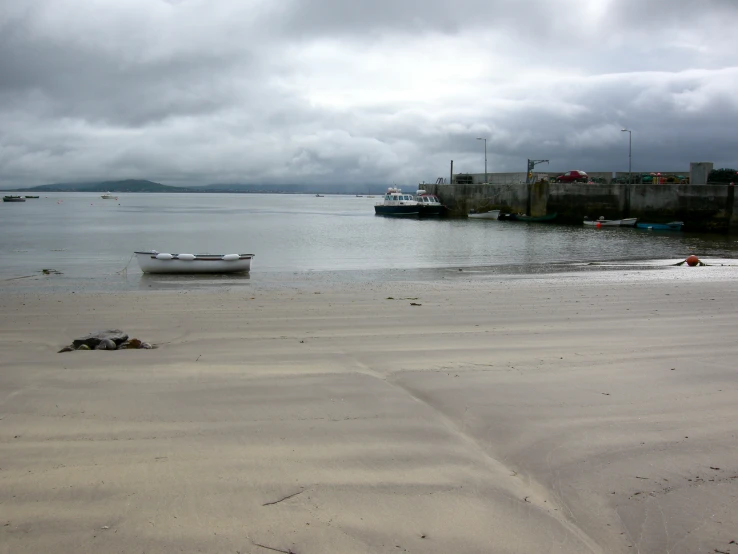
[596, 221, 602, 228]
[686, 255, 700, 266]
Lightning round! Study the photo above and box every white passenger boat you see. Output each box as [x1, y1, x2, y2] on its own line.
[374, 187, 420, 216]
[101, 192, 118, 199]
[134, 251, 254, 273]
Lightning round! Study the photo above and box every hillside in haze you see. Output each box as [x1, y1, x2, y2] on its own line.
[5, 180, 394, 195]
[12, 179, 189, 193]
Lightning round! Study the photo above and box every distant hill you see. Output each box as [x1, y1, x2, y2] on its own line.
[189, 183, 391, 195]
[5, 179, 399, 195]
[15, 179, 189, 193]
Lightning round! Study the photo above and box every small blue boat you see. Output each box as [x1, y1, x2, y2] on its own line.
[635, 221, 684, 231]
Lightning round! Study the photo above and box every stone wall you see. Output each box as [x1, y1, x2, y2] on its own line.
[453, 170, 686, 185]
[424, 182, 738, 232]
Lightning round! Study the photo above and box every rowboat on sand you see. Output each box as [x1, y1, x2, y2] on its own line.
[134, 251, 255, 274]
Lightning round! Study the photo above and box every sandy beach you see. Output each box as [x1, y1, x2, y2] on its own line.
[1, 269, 737, 553]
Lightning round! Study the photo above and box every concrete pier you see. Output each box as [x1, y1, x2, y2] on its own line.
[424, 182, 738, 232]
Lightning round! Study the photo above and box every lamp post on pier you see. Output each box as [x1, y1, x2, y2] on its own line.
[476, 137, 487, 184]
[621, 128, 632, 184]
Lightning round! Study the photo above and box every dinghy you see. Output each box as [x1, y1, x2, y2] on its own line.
[134, 251, 254, 274]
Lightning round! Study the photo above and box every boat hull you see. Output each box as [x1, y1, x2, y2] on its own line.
[636, 222, 683, 231]
[135, 252, 254, 274]
[468, 210, 500, 220]
[3, 196, 25, 202]
[374, 205, 419, 216]
[418, 204, 448, 217]
[512, 212, 557, 222]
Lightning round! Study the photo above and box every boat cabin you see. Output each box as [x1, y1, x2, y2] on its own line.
[383, 188, 415, 204]
[415, 189, 442, 205]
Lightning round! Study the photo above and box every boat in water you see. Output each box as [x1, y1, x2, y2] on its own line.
[134, 251, 255, 274]
[415, 189, 448, 216]
[468, 209, 501, 220]
[3, 195, 26, 202]
[101, 192, 118, 200]
[584, 216, 637, 227]
[374, 187, 420, 216]
[510, 212, 558, 222]
[636, 221, 683, 231]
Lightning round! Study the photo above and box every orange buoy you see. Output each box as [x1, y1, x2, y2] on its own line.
[686, 255, 700, 266]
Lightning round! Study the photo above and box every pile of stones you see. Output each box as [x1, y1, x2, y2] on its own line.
[58, 329, 154, 353]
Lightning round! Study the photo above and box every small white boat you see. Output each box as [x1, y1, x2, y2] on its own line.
[584, 216, 637, 227]
[468, 209, 500, 220]
[101, 192, 118, 199]
[135, 251, 254, 274]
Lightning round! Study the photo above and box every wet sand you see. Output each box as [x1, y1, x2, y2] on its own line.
[1, 271, 737, 553]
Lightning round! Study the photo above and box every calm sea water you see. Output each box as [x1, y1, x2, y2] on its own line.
[1, 192, 737, 291]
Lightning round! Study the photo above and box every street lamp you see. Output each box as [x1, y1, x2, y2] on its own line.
[476, 137, 487, 184]
[621, 129, 632, 184]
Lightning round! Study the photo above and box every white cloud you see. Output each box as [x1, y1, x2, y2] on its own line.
[1, 0, 737, 187]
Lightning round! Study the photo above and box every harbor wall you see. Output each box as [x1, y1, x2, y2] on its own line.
[452, 170, 686, 185]
[424, 183, 738, 232]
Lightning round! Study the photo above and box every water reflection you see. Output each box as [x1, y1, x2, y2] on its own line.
[137, 272, 251, 290]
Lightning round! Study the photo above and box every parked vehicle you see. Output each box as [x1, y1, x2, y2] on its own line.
[555, 170, 588, 183]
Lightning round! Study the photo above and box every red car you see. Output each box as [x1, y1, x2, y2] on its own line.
[555, 170, 588, 183]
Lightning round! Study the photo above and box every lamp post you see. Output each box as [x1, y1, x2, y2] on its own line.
[476, 137, 487, 184]
[621, 128, 632, 184]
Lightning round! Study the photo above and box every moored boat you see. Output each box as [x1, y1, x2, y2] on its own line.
[511, 212, 557, 222]
[468, 209, 501, 220]
[584, 216, 637, 227]
[101, 192, 118, 199]
[25, 195, 39, 199]
[3, 195, 26, 202]
[415, 189, 448, 216]
[636, 221, 684, 231]
[374, 187, 420, 216]
[135, 251, 255, 274]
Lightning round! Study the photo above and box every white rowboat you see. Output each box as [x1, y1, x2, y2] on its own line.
[135, 251, 254, 274]
[468, 209, 500, 220]
[583, 217, 637, 227]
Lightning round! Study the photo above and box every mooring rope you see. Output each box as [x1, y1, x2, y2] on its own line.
[116, 252, 136, 275]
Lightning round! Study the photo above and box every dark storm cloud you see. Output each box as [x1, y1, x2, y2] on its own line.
[0, 0, 736, 188]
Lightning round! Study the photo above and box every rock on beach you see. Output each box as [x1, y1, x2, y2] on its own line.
[72, 330, 128, 350]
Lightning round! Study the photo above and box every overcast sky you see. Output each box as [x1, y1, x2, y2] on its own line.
[1, 0, 737, 187]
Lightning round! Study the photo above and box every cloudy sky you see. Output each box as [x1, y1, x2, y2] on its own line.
[1, 0, 737, 187]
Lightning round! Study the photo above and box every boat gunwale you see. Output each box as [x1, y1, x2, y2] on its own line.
[134, 252, 255, 260]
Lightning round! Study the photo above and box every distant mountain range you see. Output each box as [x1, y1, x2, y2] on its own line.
[3, 179, 396, 195]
